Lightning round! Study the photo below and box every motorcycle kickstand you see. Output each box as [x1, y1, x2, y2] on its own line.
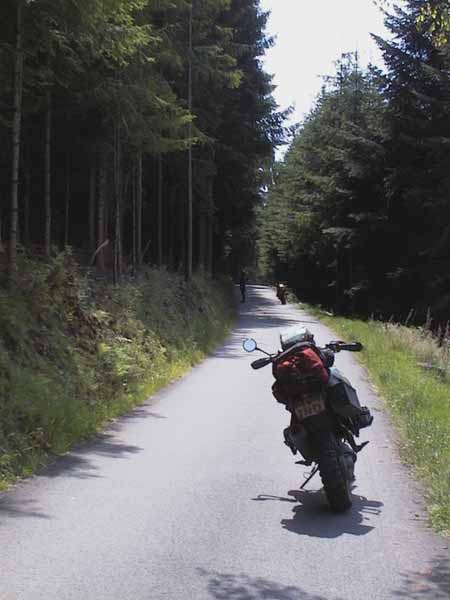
[300, 465, 319, 490]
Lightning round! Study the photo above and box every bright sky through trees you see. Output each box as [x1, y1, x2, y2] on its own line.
[260, 0, 388, 127]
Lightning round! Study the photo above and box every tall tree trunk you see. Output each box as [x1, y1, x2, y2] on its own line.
[119, 187, 124, 278]
[186, 1, 193, 281]
[198, 208, 206, 271]
[207, 210, 213, 275]
[131, 162, 136, 275]
[179, 194, 186, 271]
[64, 152, 70, 247]
[0, 212, 4, 255]
[157, 155, 163, 267]
[168, 186, 176, 269]
[23, 136, 31, 247]
[9, 0, 24, 277]
[89, 156, 96, 254]
[113, 126, 118, 284]
[207, 179, 214, 275]
[136, 151, 143, 267]
[97, 154, 106, 271]
[44, 90, 52, 257]
[23, 164, 30, 246]
[113, 123, 122, 285]
[335, 244, 342, 313]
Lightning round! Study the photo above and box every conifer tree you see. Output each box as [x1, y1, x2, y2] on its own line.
[375, 0, 450, 318]
[260, 55, 387, 313]
[0, 0, 284, 281]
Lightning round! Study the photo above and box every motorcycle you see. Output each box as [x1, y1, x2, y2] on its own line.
[243, 335, 373, 511]
[276, 283, 287, 304]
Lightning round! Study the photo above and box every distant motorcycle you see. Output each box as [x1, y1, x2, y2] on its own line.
[276, 283, 287, 304]
[243, 327, 373, 511]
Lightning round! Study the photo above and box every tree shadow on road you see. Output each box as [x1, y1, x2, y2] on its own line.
[214, 287, 320, 360]
[0, 433, 143, 522]
[253, 488, 383, 538]
[392, 555, 450, 599]
[237, 308, 318, 336]
[107, 406, 167, 435]
[0, 496, 51, 522]
[197, 568, 345, 600]
[39, 432, 142, 480]
[212, 318, 316, 360]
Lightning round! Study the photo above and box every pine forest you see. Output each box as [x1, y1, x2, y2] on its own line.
[0, 0, 284, 281]
[260, 0, 450, 326]
[1, 1, 450, 320]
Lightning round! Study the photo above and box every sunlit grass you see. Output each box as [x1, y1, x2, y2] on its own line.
[303, 304, 450, 535]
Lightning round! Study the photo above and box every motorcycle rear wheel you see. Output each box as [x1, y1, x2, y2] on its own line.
[316, 432, 352, 512]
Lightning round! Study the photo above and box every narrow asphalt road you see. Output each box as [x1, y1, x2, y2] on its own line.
[0, 286, 448, 600]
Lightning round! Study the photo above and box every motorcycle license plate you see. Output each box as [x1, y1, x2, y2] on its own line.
[294, 392, 326, 421]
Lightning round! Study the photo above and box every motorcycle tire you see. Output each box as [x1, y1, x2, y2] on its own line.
[316, 432, 352, 512]
[281, 297, 287, 305]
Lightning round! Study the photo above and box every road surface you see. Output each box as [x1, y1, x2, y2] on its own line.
[0, 286, 448, 600]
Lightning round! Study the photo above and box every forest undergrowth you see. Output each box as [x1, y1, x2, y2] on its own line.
[305, 303, 450, 536]
[0, 252, 234, 489]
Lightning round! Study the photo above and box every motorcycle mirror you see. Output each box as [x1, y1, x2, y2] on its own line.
[243, 338, 257, 353]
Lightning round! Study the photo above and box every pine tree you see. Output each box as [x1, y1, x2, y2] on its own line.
[0, 0, 284, 282]
[375, 0, 450, 319]
[260, 55, 388, 314]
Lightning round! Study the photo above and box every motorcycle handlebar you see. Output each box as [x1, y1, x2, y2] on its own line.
[325, 341, 363, 353]
[251, 357, 273, 370]
[245, 340, 363, 369]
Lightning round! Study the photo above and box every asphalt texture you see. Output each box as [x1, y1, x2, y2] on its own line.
[0, 285, 449, 600]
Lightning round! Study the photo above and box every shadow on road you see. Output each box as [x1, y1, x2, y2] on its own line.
[392, 555, 450, 599]
[108, 406, 168, 435]
[0, 433, 143, 522]
[253, 488, 383, 538]
[197, 568, 345, 600]
[237, 287, 319, 330]
[39, 432, 142, 480]
[0, 497, 51, 522]
[213, 286, 319, 360]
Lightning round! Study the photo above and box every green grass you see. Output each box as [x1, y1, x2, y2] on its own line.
[303, 303, 450, 535]
[0, 253, 235, 489]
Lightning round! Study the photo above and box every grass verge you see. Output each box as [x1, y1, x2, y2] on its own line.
[0, 253, 235, 489]
[303, 303, 450, 536]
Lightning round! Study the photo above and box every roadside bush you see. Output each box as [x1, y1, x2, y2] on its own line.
[0, 253, 234, 488]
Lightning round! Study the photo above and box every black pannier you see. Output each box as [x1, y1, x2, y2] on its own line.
[327, 370, 373, 429]
[327, 370, 363, 419]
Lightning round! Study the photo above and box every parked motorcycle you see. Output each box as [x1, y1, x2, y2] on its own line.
[243, 328, 373, 511]
[276, 283, 287, 304]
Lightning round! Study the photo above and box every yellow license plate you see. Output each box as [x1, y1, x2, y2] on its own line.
[294, 392, 326, 421]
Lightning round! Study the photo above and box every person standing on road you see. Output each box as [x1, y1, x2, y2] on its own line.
[239, 269, 247, 303]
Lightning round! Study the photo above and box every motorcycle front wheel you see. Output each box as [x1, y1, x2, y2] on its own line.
[315, 431, 352, 511]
